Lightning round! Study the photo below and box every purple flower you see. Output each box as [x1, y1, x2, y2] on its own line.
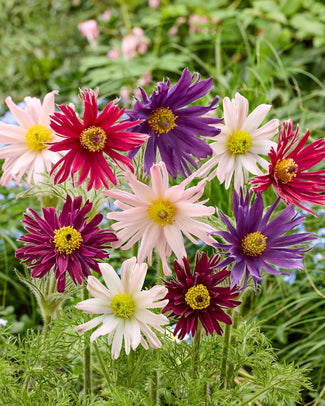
[126, 68, 222, 178]
[16, 195, 117, 292]
[213, 188, 316, 289]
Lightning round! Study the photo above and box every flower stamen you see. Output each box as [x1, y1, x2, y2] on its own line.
[25, 125, 52, 151]
[80, 126, 106, 152]
[274, 158, 298, 184]
[242, 231, 267, 256]
[148, 199, 176, 226]
[227, 130, 252, 155]
[148, 107, 178, 135]
[185, 284, 210, 310]
[111, 293, 135, 318]
[53, 226, 83, 254]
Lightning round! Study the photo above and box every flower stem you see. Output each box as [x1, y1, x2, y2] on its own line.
[150, 368, 160, 405]
[119, 0, 132, 33]
[193, 321, 202, 376]
[219, 320, 232, 388]
[93, 340, 111, 389]
[132, 241, 139, 258]
[82, 285, 92, 397]
[157, 257, 164, 285]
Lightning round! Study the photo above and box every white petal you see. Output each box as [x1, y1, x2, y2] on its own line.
[76, 315, 105, 334]
[242, 104, 271, 133]
[90, 316, 120, 341]
[99, 263, 123, 294]
[87, 275, 112, 300]
[75, 298, 112, 314]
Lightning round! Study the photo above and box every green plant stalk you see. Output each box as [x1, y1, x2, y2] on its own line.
[158, 257, 164, 285]
[119, 0, 132, 33]
[42, 273, 57, 342]
[219, 321, 232, 388]
[150, 368, 160, 405]
[93, 340, 111, 389]
[82, 285, 92, 397]
[193, 321, 202, 377]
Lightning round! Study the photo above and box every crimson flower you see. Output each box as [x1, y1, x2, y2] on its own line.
[251, 120, 325, 214]
[49, 89, 147, 191]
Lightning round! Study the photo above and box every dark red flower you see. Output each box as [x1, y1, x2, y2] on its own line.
[162, 252, 240, 339]
[49, 89, 147, 191]
[251, 120, 325, 215]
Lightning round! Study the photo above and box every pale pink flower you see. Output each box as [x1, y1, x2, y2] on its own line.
[104, 162, 216, 275]
[106, 48, 120, 59]
[78, 20, 99, 48]
[189, 15, 210, 33]
[76, 257, 168, 359]
[138, 71, 152, 87]
[148, 0, 159, 9]
[121, 27, 150, 60]
[196, 93, 279, 191]
[0, 91, 62, 186]
[101, 10, 111, 22]
[168, 26, 178, 37]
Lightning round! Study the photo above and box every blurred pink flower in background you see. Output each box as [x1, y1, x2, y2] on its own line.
[106, 48, 120, 59]
[148, 0, 159, 9]
[121, 27, 150, 60]
[189, 15, 209, 33]
[138, 71, 152, 87]
[78, 20, 99, 48]
[101, 10, 111, 22]
[168, 26, 178, 37]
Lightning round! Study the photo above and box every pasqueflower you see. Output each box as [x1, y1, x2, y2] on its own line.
[251, 120, 325, 215]
[162, 252, 240, 339]
[76, 257, 169, 359]
[104, 161, 216, 275]
[0, 91, 62, 186]
[16, 195, 117, 292]
[125, 68, 222, 178]
[49, 89, 147, 191]
[197, 93, 279, 190]
[213, 188, 316, 288]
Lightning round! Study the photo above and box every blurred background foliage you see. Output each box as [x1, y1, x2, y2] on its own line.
[1, 0, 325, 403]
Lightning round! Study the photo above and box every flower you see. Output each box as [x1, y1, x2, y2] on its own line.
[125, 68, 222, 178]
[16, 195, 117, 292]
[49, 89, 147, 191]
[0, 91, 62, 187]
[213, 188, 316, 288]
[75, 257, 169, 359]
[162, 252, 240, 339]
[196, 92, 279, 191]
[104, 161, 216, 275]
[250, 120, 325, 215]
[78, 20, 99, 48]
[121, 27, 150, 60]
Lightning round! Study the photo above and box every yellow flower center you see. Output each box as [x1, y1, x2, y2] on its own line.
[148, 107, 178, 136]
[242, 231, 267, 256]
[25, 124, 52, 151]
[185, 284, 211, 310]
[147, 199, 176, 227]
[80, 126, 107, 152]
[111, 293, 135, 318]
[227, 130, 252, 155]
[53, 226, 83, 254]
[274, 158, 298, 184]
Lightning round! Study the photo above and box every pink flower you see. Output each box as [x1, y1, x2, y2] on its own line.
[168, 26, 178, 37]
[101, 10, 111, 22]
[138, 71, 152, 87]
[49, 89, 147, 191]
[0, 91, 62, 186]
[106, 48, 120, 59]
[78, 20, 99, 48]
[104, 162, 216, 275]
[121, 27, 150, 60]
[189, 15, 210, 33]
[148, 0, 159, 9]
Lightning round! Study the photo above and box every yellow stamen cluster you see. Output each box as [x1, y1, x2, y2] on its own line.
[25, 124, 52, 152]
[148, 107, 178, 135]
[111, 293, 135, 318]
[242, 231, 267, 256]
[227, 130, 252, 155]
[53, 226, 83, 254]
[147, 199, 176, 227]
[274, 158, 298, 184]
[80, 126, 107, 152]
[185, 284, 211, 310]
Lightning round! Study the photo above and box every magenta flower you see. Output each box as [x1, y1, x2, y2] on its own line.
[251, 120, 325, 215]
[162, 252, 240, 339]
[49, 89, 147, 191]
[126, 68, 222, 178]
[16, 195, 117, 292]
[104, 161, 216, 275]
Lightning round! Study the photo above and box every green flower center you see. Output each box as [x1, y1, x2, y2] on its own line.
[242, 231, 267, 256]
[80, 126, 107, 152]
[148, 107, 178, 135]
[25, 124, 52, 151]
[111, 293, 135, 318]
[185, 284, 210, 310]
[274, 158, 298, 184]
[147, 199, 176, 227]
[53, 226, 83, 254]
[227, 130, 252, 155]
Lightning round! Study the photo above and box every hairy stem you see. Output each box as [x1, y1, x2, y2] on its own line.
[83, 285, 92, 397]
[93, 340, 111, 389]
[219, 321, 232, 388]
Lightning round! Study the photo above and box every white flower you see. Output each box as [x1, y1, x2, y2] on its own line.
[76, 257, 169, 359]
[0, 91, 62, 186]
[197, 92, 279, 191]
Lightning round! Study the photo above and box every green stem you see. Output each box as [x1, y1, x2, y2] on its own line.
[193, 321, 202, 376]
[93, 340, 111, 389]
[150, 368, 159, 405]
[119, 0, 132, 33]
[42, 273, 57, 341]
[83, 285, 92, 397]
[157, 257, 164, 285]
[219, 321, 232, 388]
[132, 241, 139, 258]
